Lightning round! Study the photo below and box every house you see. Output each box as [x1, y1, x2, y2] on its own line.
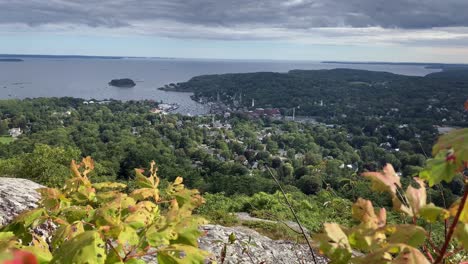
[149, 108, 163, 114]
[246, 108, 281, 118]
[8, 128, 22, 138]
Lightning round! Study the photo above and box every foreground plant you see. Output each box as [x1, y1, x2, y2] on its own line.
[315, 128, 468, 263]
[0, 157, 209, 263]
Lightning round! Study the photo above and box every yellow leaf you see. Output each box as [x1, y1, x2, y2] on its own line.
[174, 177, 184, 185]
[449, 198, 468, 223]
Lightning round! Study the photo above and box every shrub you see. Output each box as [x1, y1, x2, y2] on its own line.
[0, 158, 209, 263]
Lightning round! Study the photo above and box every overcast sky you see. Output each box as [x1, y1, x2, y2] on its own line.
[1, 0, 468, 62]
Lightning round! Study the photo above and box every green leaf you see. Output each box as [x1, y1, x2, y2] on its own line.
[0, 232, 15, 240]
[96, 191, 121, 203]
[38, 188, 70, 211]
[171, 219, 203, 247]
[125, 259, 146, 264]
[93, 182, 127, 191]
[130, 188, 159, 201]
[347, 226, 385, 252]
[21, 245, 53, 264]
[433, 128, 468, 166]
[454, 222, 468, 250]
[135, 169, 156, 189]
[59, 206, 93, 223]
[157, 244, 209, 264]
[104, 244, 124, 264]
[419, 204, 450, 223]
[51, 222, 85, 250]
[385, 225, 426, 247]
[118, 225, 139, 247]
[124, 201, 158, 229]
[3, 208, 45, 229]
[146, 222, 177, 247]
[419, 152, 458, 186]
[1, 208, 45, 244]
[50, 231, 107, 264]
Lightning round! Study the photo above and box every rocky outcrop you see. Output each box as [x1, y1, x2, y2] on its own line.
[0, 177, 44, 226]
[0, 178, 326, 263]
[199, 225, 326, 264]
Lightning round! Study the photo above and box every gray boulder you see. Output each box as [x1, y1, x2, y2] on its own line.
[0, 177, 44, 226]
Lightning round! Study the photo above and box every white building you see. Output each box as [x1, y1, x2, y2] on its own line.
[8, 128, 22, 138]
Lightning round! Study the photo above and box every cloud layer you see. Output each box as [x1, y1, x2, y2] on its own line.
[1, 0, 468, 46]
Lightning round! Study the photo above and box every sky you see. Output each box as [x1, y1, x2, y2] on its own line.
[1, 0, 468, 63]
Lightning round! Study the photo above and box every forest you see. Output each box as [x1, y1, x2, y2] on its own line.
[163, 69, 468, 128]
[0, 95, 466, 238]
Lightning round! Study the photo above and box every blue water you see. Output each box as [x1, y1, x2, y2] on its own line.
[0, 58, 439, 115]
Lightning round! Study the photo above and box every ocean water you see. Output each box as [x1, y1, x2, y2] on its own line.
[0, 58, 439, 115]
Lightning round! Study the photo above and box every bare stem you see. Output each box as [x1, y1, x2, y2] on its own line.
[266, 167, 319, 263]
[434, 183, 468, 264]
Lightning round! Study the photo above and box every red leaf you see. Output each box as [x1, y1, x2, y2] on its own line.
[3, 250, 39, 264]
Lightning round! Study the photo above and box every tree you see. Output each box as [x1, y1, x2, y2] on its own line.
[297, 175, 322, 195]
[0, 120, 8, 135]
[0, 144, 81, 187]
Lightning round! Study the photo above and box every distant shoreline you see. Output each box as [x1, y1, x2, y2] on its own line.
[321, 61, 468, 71]
[0, 54, 176, 60]
[0, 58, 23, 62]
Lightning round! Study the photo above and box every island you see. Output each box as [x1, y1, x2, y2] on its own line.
[108, 78, 136, 88]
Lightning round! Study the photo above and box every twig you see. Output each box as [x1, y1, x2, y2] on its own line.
[266, 166, 319, 263]
[443, 246, 464, 258]
[434, 184, 468, 264]
[436, 183, 448, 240]
[422, 245, 434, 263]
[106, 240, 123, 262]
[426, 236, 441, 254]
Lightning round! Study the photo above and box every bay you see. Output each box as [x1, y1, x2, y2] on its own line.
[0, 58, 439, 115]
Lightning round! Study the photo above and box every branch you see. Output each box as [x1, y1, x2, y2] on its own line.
[422, 245, 434, 263]
[434, 183, 468, 264]
[443, 246, 464, 258]
[266, 167, 319, 263]
[106, 240, 122, 262]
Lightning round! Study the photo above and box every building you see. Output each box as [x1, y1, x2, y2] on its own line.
[246, 108, 281, 118]
[8, 128, 22, 138]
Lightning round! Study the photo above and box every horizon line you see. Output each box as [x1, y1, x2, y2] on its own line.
[0, 53, 466, 65]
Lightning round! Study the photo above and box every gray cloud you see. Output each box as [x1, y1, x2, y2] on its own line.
[1, 0, 468, 48]
[1, 0, 468, 29]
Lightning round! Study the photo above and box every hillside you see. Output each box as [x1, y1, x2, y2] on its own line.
[162, 69, 468, 126]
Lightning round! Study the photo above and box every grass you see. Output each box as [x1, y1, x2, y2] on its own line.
[0, 136, 14, 144]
